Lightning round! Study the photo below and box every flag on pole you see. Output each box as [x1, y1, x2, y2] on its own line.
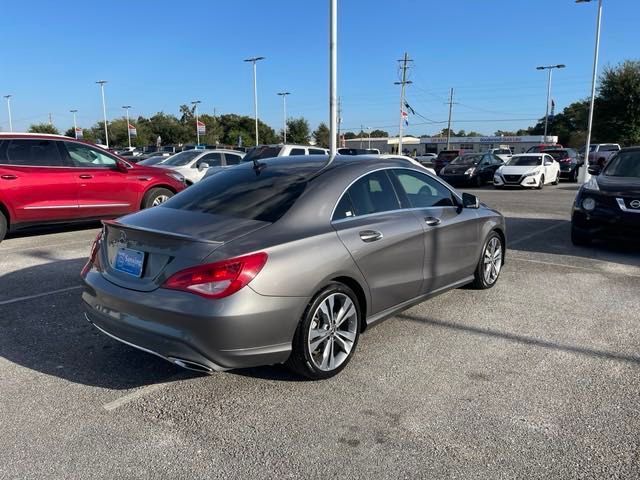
[128, 123, 137, 137]
[75, 127, 83, 139]
[550, 99, 556, 119]
[401, 110, 409, 126]
[197, 120, 206, 135]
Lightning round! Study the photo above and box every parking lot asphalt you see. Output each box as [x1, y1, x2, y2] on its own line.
[1, 184, 639, 479]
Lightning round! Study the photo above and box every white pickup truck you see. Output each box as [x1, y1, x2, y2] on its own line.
[588, 143, 621, 167]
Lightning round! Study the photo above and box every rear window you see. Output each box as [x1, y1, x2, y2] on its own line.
[437, 151, 459, 162]
[242, 146, 282, 162]
[163, 165, 310, 222]
[545, 150, 569, 160]
[0, 139, 66, 167]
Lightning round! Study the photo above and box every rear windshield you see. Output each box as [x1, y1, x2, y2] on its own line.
[437, 151, 459, 161]
[508, 156, 542, 166]
[603, 151, 640, 178]
[545, 150, 569, 160]
[163, 165, 309, 222]
[242, 146, 282, 162]
[162, 150, 202, 166]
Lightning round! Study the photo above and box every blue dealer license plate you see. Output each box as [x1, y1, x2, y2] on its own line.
[114, 248, 145, 277]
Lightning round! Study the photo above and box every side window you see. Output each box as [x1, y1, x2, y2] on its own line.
[224, 153, 241, 166]
[64, 142, 116, 167]
[289, 148, 306, 155]
[198, 153, 222, 167]
[343, 170, 400, 217]
[332, 192, 356, 221]
[393, 170, 455, 208]
[309, 148, 325, 155]
[4, 139, 66, 167]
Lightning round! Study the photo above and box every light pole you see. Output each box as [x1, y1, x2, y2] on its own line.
[536, 64, 566, 142]
[277, 92, 290, 143]
[244, 56, 265, 146]
[366, 126, 372, 149]
[70, 109, 78, 139]
[3, 95, 13, 132]
[329, 0, 338, 157]
[96, 80, 109, 147]
[577, 0, 603, 183]
[191, 100, 202, 146]
[122, 105, 132, 149]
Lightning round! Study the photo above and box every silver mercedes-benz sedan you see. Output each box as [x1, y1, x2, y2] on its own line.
[81, 155, 506, 379]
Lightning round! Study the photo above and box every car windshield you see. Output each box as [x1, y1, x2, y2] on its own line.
[437, 151, 459, 161]
[545, 150, 569, 160]
[508, 156, 542, 166]
[163, 164, 311, 222]
[161, 150, 202, 166]
[242, 146, 282, 162]
[603, 151, 640, 178]
[450, 154, 483, 165]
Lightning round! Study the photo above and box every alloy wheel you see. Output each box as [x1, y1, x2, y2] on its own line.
[483, 237, 502, 285]
[307, 293, 358, 371]
[152, 195, 170, 207]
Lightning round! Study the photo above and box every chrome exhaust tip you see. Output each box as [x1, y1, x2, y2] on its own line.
[168, 357, 214, 374]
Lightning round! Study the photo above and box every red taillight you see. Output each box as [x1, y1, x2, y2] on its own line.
[162, 252, 268, 299]
[81, 230, 104, 278]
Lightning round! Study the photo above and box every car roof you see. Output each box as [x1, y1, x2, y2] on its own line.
[512, 153, 546, 157]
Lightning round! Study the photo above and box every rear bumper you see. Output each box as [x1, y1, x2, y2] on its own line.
[82, 271, 308, 371]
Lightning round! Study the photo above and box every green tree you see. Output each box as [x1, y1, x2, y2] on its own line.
[28, 123, 59, 134]
[593, 60, 640, 145]
[285, 117, 310, 144]
[343, 131, 357, 140]
[313, 122, 331, 148]
[369, 129, 388, 137]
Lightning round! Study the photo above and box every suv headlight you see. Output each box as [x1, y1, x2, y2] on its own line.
[584, 177, 599, 191]
[166, 172, 185, 183]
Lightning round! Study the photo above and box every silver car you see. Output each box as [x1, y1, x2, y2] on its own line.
[81, 156, 506, 379]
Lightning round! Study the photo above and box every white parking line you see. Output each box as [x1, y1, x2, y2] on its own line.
[508, 222, 567, 247]
[510, 256, 640, 278]
[102, 381, 173, 411]
[0, 285, 83, 306]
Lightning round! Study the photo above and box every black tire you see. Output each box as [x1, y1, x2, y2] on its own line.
[571, 225, 591, 246]
[142, 188, 174, 209]
[537, 175, 545, 190]
[552, 173, 559, 185]
[470, 231, 504, 290]
[0, 211, 7, 243]
[286, 282, 361, 380]
[475, 175, 483, 187]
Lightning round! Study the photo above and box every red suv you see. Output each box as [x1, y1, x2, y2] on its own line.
[0, 133, 186, 242]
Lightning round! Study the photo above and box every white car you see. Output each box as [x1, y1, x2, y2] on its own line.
[158, 149, 245, 185]
[493, 153, 560, 189]
[380, 154, 436, 175]
[488, 147, 513, 163]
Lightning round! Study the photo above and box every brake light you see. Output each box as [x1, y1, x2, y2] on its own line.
[162, 252, 268, 299]
[81, 230, 104, 278]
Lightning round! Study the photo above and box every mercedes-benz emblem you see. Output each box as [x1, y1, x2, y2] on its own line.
[630, 199, 640, 209]
[118, 231, 128, 246]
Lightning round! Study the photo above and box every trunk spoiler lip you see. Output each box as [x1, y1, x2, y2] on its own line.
[102, 219, 225, 246]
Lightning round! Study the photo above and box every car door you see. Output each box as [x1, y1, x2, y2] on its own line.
[477, 154, 494, 183]
[0, 138, 79, 223]
[194, 152, 223, 181]
[331, 170, 425, 314]
[63, 141, 137, 217]
[542, 154, 558, 183]
[389, 168, 480, 292]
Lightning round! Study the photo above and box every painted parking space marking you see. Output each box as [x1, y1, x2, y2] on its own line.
[0, 285, 83, 306]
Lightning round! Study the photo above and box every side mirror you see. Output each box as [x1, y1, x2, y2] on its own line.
[198, 162, 209, 171]
[115, 159, 129, 172]
[588, 165, 601, 176]
[462, 192, 479, 209]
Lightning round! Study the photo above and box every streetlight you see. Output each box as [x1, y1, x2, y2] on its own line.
[536, 64, 566, 143]
[191, 100, 202, 146]
[122, 105, 132, 149]
[70, 109, 78, 139]
[577, 0, 603, 183]
[277, 92, 290, 144]
[365, 126, 372, 149]
[96, 80, 109, 147]
[244, 56, 265, 146]
[3, 95, 13, 132]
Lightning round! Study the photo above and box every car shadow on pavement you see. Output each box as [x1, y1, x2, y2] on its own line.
[4, 221, 101, 240]
[0, 258, 200, 390]
[506, 217, 640, 269]
[398, 313, 640, 366]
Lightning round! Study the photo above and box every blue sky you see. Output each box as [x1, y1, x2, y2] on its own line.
[0, 0, 637, 137]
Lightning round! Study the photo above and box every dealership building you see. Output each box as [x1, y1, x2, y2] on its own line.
[344, 135, 559, 155]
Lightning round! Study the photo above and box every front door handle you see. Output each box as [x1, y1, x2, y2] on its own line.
[359, 230, 383, 243]
[79, 174, 93, 179]
[1, 174, 17, 180]
[425, 216, 441, 226]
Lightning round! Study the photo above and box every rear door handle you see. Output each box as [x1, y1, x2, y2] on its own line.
[79, 174, 93, 179]
[425, 216, 441, 226]
[1, 175, 17, 180]
[359, 230, 383, 243]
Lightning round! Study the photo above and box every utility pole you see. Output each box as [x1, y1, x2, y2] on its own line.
[360, 124, 364, 148]
[445, 88, 457, 150]
[394, 52, 412, 155]
[122, 105, 132, 149]
[70, 109, 78, 139]
[3, 95, 12, 132]
[96, 80, 109, 147]
[213, 107, 218, 145]
[48, 113, 53, 126]
[536, 64, 566, 143]
[277, 92, 290, 143]
[244, 56, 265, 146]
